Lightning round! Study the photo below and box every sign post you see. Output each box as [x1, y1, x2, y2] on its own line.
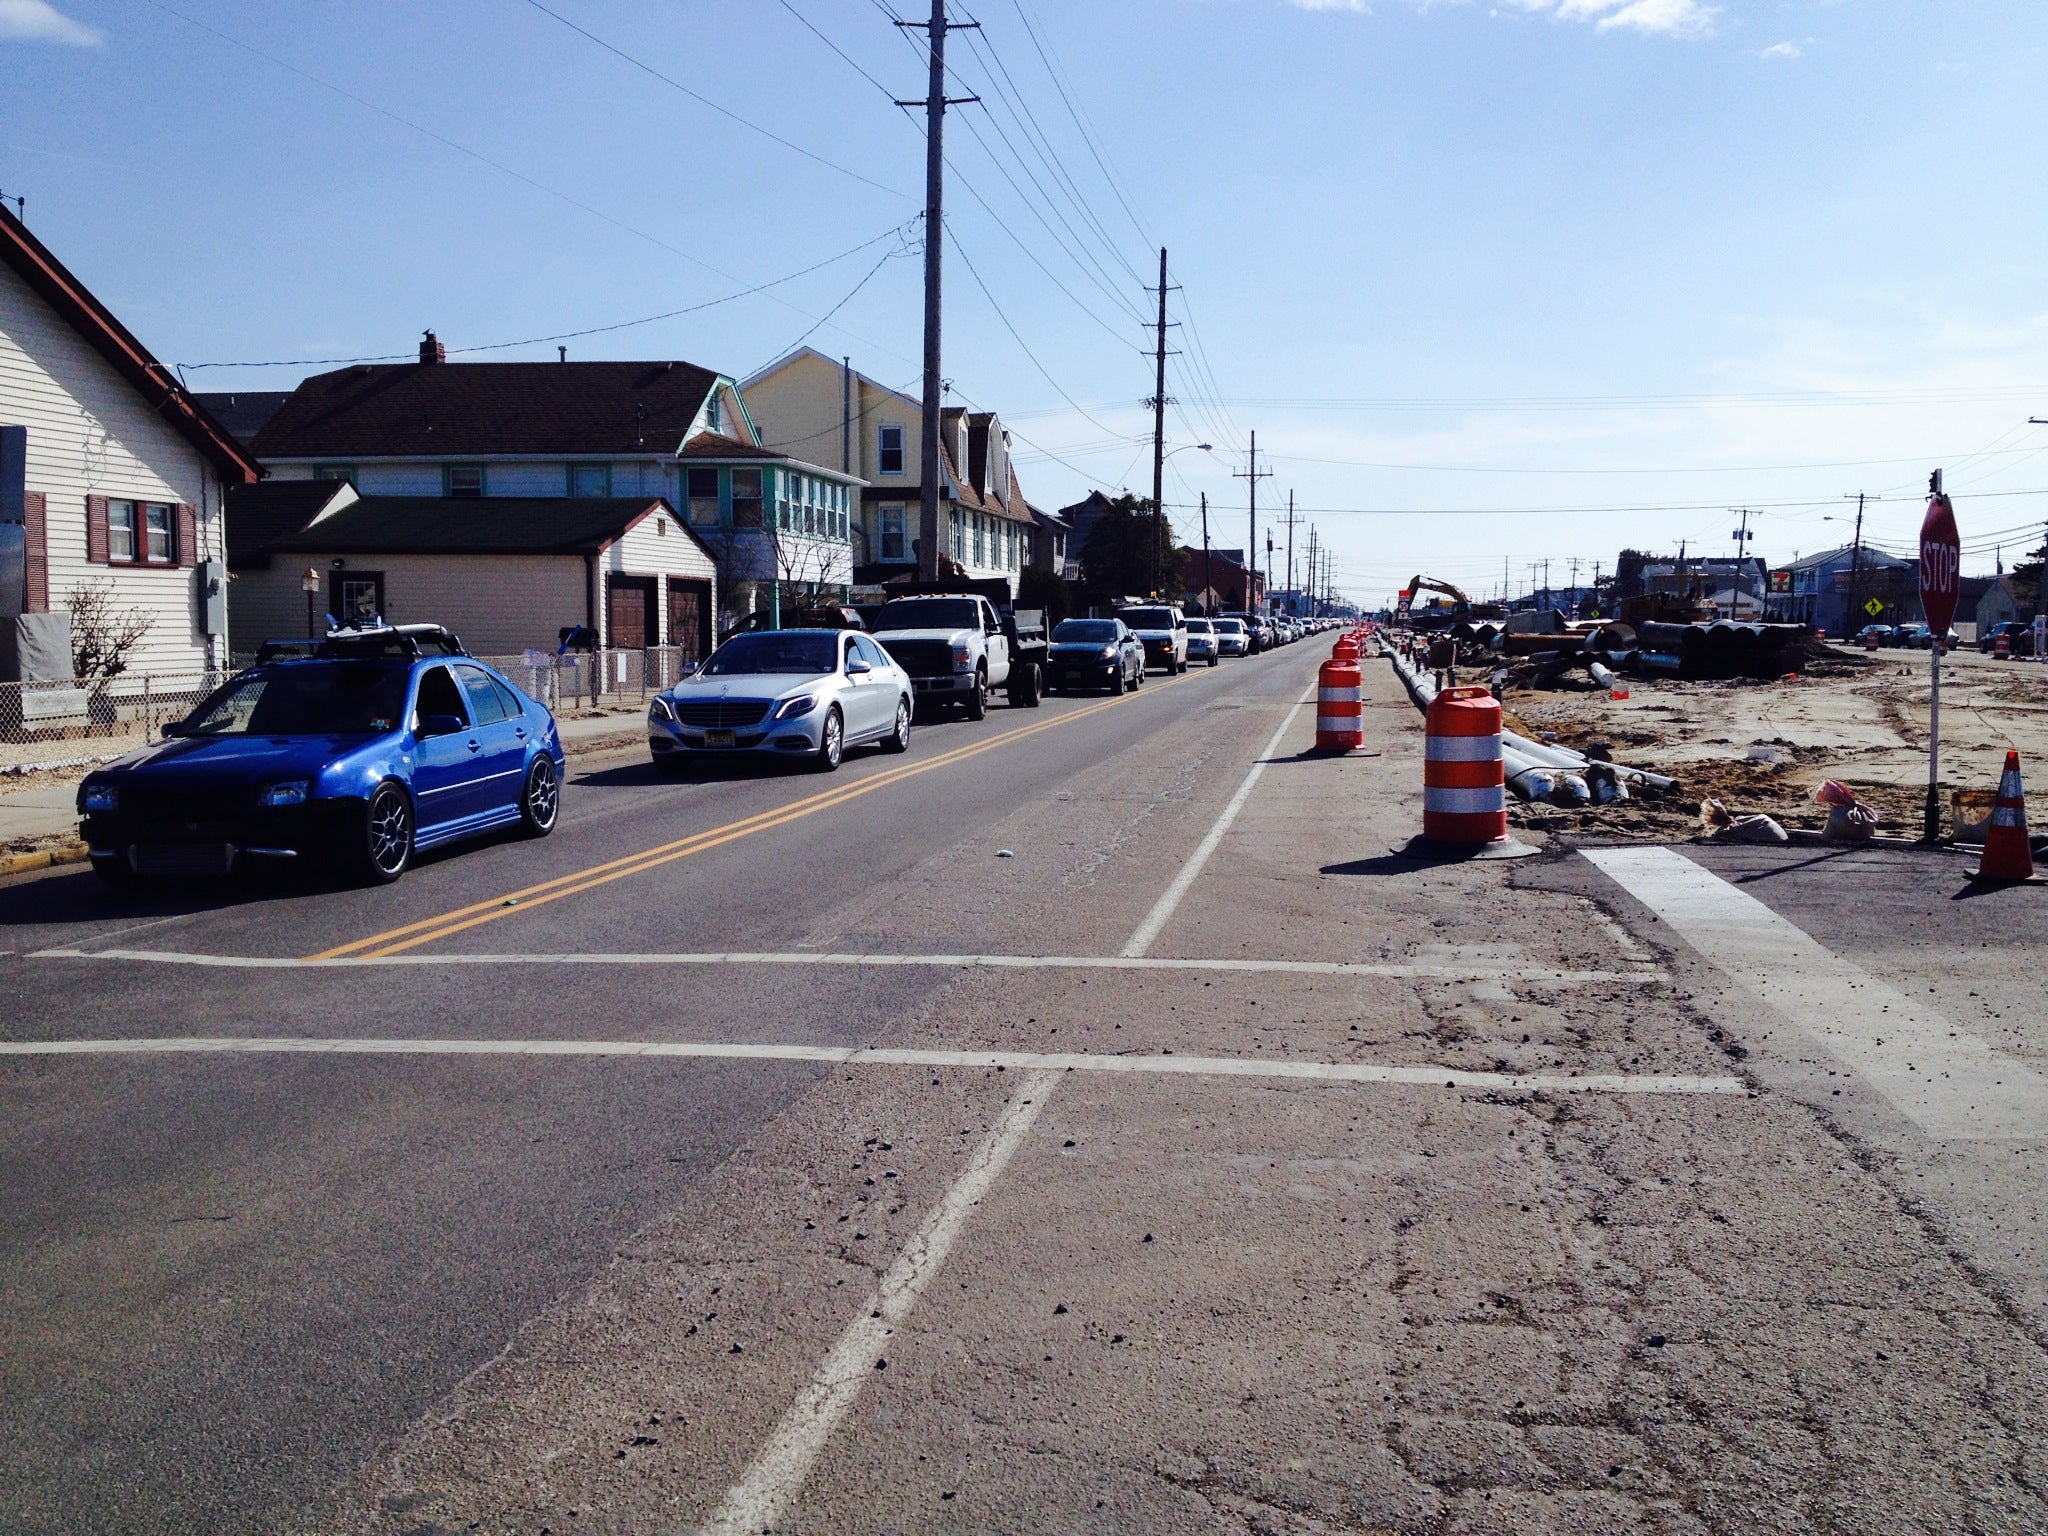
[1919, 471, 1962, 842]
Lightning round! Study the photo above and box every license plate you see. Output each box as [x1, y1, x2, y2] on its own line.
[704, 730, 735, 748]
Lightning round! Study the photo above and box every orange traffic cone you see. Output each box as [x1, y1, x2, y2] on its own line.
[1970, 750, 2038, 882]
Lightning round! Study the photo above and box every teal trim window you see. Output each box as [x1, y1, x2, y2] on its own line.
[732, 467, 764, 528]
[706, 391, 723, 434]
[569, 462, 610, 497]
[445, 464, 485, 498]
[687, 467, 721, 526]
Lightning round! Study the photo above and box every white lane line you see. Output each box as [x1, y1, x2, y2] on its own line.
[1586, 846, 2048, 1139]
[692, 1069, 1060, 1536]
[0, 1035, 1744, 1096]
[1122, 690, 1316, 958]
[25, 945, 1650, 985]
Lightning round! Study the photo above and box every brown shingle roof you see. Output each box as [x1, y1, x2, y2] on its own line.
[262, 496, 698, 558]
[680, 431, 779, 461]
[250, 360, 722, 459]
[224, 479, 357, 570]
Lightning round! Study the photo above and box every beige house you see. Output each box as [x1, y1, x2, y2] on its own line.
[1, 203, 260, 678]
[231, 494, 718, 662]
[741, 347, 1035, 596]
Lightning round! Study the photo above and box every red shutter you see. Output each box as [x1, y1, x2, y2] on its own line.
[24, 492, 48, 612]
[176, 503, 197, 568]
[85, 495, 109, 564]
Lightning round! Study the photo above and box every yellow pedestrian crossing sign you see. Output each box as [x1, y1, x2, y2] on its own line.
[1863, 597, 1885, 617]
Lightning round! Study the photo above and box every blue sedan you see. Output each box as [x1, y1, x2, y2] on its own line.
[77, 625, 565, 887]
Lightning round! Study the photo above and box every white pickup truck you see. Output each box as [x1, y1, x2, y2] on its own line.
[871, 594, 1027, 719]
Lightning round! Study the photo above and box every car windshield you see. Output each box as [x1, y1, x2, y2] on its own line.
[1186, 620, 1213, 633]
[1120, 608, 1175, 629]
[178, 663, 412, 737]
[1053, 620, 1118, 643]
[874, 598, 982, 631]
[699, 633, 839, 676]
[1216, 620, 1244, 633]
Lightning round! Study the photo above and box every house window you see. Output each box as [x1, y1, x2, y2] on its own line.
[106, 500, 177, 564]
[569, 463, 610, 497]
[446, 464, 485, 498]
[732, 467, 764, 527]
[107, 500, 136, 562]
[706, 392, 722, 433]
[687, 467, 721, 526]
[877, 424, 905, 477]
[880, 505, 906, 561]
[145, 502, 173, 563]
[314, 465, 356, 485]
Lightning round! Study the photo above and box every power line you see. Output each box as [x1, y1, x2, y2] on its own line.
[1005, 0, 1154, 251]
[179, 223, 915, 373]
[521, 0, 904, 195]
[746, 243, 912, 379]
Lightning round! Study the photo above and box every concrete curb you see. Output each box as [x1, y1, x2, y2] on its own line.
[0, 841, 89, 879]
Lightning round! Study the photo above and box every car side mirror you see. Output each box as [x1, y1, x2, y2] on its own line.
[846, 658, 871, 675]
[417, 713, 465, 740]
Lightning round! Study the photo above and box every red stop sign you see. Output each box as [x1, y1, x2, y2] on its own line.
[1920, 492, 1961, 637]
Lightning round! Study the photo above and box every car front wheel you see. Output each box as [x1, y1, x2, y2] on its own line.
[965, 668, 988, 721]
[342, 780, 413, 885]
[813, 707, 844, 772]
[883, 696, 911, 754]
[519, 756, 559, 837]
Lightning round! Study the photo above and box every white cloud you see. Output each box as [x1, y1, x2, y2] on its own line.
[0, 0, 101, 46]
[1757, 40, 1802, 59]
[1290, 0, 1720, 38]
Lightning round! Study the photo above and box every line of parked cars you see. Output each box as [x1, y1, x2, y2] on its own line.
[1854, 623, 1962, 651]
[71, 599, 1345, 892]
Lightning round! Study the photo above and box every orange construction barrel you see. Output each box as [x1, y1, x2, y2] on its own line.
[1316, 656, 1363, 752]
[1423, 686, 1507, 845]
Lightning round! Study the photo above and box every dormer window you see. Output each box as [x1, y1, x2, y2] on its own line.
[706, 392, 722, 433]
[445, 464, 485, 498]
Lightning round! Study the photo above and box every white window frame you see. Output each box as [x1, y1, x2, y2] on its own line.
[877, 424, 906, 477]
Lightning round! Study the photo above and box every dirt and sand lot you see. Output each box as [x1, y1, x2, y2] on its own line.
[1496, 643, 2048, 841]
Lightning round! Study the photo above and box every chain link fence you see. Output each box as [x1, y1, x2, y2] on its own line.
[1, 673, 218, 772]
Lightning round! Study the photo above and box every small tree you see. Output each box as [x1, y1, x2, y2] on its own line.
[1016, 564, 1069, 626]
[1077, 494, 1185, 610]
[68, 580, 154, 683]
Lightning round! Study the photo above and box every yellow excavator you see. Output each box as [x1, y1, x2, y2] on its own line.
[1396, 575, 1505, 629]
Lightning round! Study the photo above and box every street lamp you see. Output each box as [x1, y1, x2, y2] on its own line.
[1153, 443, 1212, 595]
[301, 566, 322, 638]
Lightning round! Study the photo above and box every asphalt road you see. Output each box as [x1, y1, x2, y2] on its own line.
[9, 642, 2048, 1535]
[0, 645, 1316, 1534]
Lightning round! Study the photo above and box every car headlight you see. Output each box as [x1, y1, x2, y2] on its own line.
[951, 645, 974, 672]
[775, 694, 818, 720]
[1099, 646, 1118, 660]
[81, 783, 118, 814]
[649, 695, 677, 724]
[261, 781, 310, 808]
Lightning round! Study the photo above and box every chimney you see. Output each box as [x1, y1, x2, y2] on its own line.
[558, 346, 567, 363]
[419, 330, 446, 365]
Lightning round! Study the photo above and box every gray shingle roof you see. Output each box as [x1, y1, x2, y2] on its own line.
[262, 496, 688, 557]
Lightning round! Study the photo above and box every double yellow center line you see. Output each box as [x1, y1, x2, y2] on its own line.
[313, 682, 1173, 960]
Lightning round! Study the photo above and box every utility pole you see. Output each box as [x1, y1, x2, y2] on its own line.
[1728, 507, 1757, 619]
[1282, 492, 1297, 611]
[1265, 531, 1275, 612]
[1148, 248, 1173, 596]
[1305, 525, 1317, 617]
[1233, 431, 1273, 613]
[1199, 491, 1210, 615]
[1568, 557, 1581, 613]
[1843, 493, 1875, 634]
[897, 0, 977, 582]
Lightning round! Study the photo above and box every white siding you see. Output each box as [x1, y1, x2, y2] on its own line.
[607, 507, 717, 584]
[233, 553, 588, 657]
[0, 261, 227, 676]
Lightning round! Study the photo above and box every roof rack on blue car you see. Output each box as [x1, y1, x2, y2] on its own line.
[253, 623, 467, 664]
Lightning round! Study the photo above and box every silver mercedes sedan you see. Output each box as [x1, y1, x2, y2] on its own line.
[647, 629, 913, 774]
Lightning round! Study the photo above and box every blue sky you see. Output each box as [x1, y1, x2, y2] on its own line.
[4, 0, 2045, 605]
